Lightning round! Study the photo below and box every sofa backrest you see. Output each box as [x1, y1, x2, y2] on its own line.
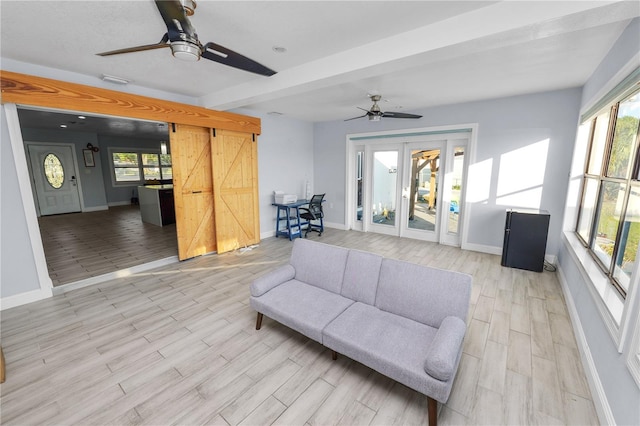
[375, 258, 472, 328]
[290, 238, 349, 294]
[341, 249, 383, 305]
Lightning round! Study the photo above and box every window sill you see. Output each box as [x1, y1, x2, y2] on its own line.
[562, 231, 624, 348]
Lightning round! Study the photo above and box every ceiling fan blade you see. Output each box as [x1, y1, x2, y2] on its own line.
[381, 111, 423, 119]
[155, 0, 197, 40]
[97, 34, 170, 57]
[344, 114, 369, 121]
[202, 42, 276, 76]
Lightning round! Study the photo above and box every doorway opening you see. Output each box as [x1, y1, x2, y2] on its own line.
[17, 107, 177, 287]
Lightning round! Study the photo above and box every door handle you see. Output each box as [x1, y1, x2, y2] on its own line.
[70, 175, 77, 186]
[192, 190, 202, 194]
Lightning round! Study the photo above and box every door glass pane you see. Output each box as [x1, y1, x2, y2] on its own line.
[607, 93, 640, 178]
[43, 153, 64, 189]
[408, 149, 439, 231]
[593, 181, 625, 268]
[356, 150, 363, 222]
[372, 151, 397, 226]
[448, 147, 464, 234]
[577, 177, 599, 243]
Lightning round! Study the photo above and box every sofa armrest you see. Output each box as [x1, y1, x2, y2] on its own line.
[250, 264, 296, 297]
[424, 316, 467, 381]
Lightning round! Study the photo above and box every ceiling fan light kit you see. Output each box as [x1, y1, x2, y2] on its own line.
[170, 41, 201, 61]
[96, 0, 276, 76]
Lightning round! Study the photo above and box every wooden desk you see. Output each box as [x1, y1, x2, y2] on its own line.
[272, 199, 309, 240]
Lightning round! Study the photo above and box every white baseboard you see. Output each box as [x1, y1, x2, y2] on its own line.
[52, 256, 179, 295]
[108, 201, 134, 207]
[556, 264, 614, 426]
[1, 287, 52, 310]
[324, 221, 347, 231]
[82, 205, 108, 212]
[462, 242, 502, 255]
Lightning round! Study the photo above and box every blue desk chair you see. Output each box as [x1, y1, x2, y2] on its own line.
[300, 193, 325, 237]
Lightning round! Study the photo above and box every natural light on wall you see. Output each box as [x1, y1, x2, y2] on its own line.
[497, 139, 549, 208]
[466, 158, 493, 203]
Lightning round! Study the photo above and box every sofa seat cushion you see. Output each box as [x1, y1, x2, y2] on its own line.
[323, 302, 459, 403]
[250, 280, 354, 343]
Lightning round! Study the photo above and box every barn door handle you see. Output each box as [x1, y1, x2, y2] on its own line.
[191, 190, 202, 194]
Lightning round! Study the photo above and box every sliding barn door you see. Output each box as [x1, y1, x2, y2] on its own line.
[211, 129, 260, 253]
[170, 124, 217, 260]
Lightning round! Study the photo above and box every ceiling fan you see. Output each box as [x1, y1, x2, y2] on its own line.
[97, 0, 276, 76]
[345, 94, 422, 121]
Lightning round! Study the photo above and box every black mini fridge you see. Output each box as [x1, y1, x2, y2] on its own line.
[501, 209, 550, 272]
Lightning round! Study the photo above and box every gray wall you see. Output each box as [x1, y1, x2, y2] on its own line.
[97, 134, 169, 205]
[313, 88, 582, 256]
[557, 18, 640, 426]
[21, 127, 108, 209]
[1, 109, 41, 298]
[20, 127, 173, 208]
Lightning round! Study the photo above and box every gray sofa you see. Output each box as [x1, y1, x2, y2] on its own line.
[249, 238, 472, 426]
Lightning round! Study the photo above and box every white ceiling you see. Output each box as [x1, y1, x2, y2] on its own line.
[2, 1, 639, 129]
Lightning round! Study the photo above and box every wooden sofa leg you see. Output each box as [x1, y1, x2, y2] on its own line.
[427, 396, 437, 426]
[0, 346, 5, 383]
[255, 313, 263, 330]
[331, 350, 338, 360]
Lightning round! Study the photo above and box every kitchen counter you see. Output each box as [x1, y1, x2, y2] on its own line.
[138, 185, 175, 226]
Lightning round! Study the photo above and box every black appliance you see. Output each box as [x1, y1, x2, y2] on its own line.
[501, 209, 550, 272]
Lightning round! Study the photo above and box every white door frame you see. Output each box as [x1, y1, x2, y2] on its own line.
[346, 124, 477, 246]
[25, 142, 85, 216]
[3, 103, 54, 304]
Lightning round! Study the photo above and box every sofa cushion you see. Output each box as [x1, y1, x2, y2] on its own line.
[423, 316, 467, 381]
[375, 258, 472, 328]
[340, 249, 383, 305]
[289, 239, 349, 294]
[250, 279, 353, 343]
[250, 264, 296, 297]
[323, 302, 458, 403]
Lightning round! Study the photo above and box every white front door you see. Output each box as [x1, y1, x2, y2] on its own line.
[28, 144, 82, 215]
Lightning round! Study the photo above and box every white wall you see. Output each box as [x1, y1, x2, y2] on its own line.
[313, 87, 582, 256]
[557, 18, 640, 426]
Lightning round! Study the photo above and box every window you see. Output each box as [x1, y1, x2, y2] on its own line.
[576, 89, 640, 298]
[111, 150, 172, 185]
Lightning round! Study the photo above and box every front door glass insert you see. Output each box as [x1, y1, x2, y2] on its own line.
[43, 153, 64, 189]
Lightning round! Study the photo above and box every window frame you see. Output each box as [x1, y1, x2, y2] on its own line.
[575, 89, 640, 299]
[108, 147, 172, 187]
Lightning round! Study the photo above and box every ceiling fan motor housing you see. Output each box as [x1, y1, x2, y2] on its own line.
[170, 40, 201, 61]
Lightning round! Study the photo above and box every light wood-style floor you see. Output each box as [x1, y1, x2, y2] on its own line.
[38, 205, 178, 286]
[0, 230, 597, 425]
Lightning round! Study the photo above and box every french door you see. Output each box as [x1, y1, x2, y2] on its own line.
[350, 134, 468, 245]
